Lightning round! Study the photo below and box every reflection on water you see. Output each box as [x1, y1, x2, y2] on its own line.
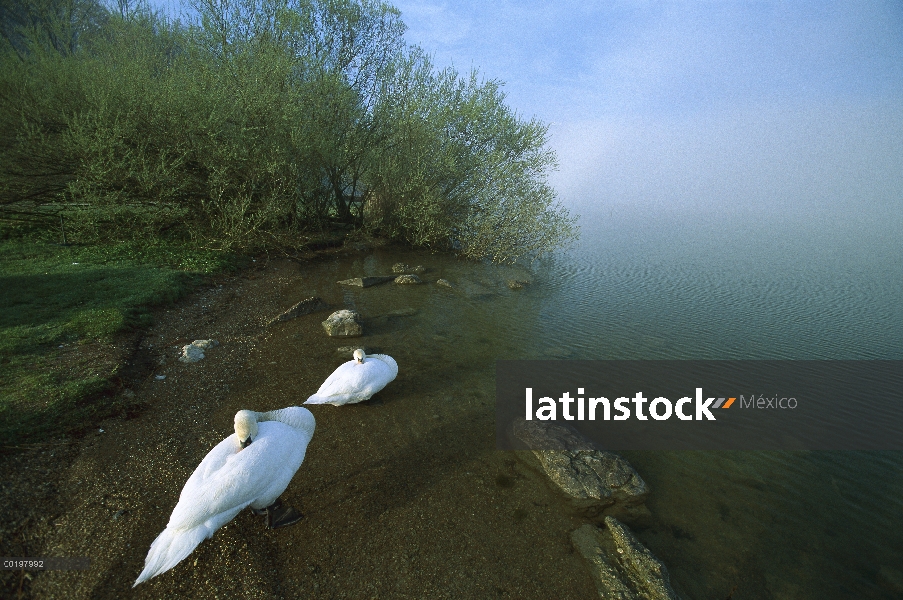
[240, 197, 901, 599]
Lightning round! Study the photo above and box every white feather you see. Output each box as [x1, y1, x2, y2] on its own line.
[304, 353, 398, 406]
[133, 407, 315, 586]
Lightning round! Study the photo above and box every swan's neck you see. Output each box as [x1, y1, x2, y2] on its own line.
[254, 409, 281, 423]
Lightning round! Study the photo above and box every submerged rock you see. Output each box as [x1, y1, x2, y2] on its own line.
[322, 310, 363, 337]
[571, 518, 681, 600]
[337, 276, 396, 287]
[267, 296, 328, 326]
[507, 279, 530, 290]
[512, 419, 650, 524]
[455, 277, 493, 299]
[392, 262, 411, 274]
[178, 339, 219, 363]
[394, 274, 422, 284]
[436, 278, 453, 288]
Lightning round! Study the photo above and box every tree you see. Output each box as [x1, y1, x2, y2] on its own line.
[0, 0, 577, 261]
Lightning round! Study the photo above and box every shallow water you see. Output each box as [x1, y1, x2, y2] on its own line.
[238, 197, 901, 599]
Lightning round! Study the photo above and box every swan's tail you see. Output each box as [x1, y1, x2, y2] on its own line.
[133, 524, 209, 587]
[303, 394, 331, 405]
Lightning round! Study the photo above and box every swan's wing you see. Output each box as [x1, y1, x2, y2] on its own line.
[258, 406, 315, 435]
[305, 361, 372, 404]
[170, 435, 236, 513]
[369, 354, 398, 380]
[316, 361, 368, 394]
[167, 424, 308, 530]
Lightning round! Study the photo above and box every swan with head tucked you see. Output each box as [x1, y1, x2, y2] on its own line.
[133, 407, 315, 587]
[304, 349, 398, 406]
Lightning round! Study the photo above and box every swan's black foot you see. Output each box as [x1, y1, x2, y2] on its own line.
[266, 499, 303, 529]
[251, 507, 267, 516]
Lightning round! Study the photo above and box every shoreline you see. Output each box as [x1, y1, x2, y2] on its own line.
[2, 243, 678, 599]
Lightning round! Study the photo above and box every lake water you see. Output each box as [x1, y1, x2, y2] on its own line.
[252, 196, 902, 598]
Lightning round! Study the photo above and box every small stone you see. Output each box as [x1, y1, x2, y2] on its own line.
[394, 274, 422, 284]
[322, 310, 363, 337]
[392, 262, 411, 274]
[155, 375, 166, 380]
[337, 346, 369, 354]
[179, 339, 219, 363]
[436, 279, 453, 288]
[268, 297, 328, 326]
[337, 276, 396, 287]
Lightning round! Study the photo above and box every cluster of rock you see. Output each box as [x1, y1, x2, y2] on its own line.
[512, 418, 680, 598]
[332, 260, 535, 301]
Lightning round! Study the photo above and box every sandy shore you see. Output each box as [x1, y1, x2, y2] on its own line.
[1, 251, 599, 599]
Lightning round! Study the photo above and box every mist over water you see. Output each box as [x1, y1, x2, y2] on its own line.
[519, 100, 903, 598]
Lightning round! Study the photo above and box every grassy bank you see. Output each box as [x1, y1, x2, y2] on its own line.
[0, 226, 238, 445]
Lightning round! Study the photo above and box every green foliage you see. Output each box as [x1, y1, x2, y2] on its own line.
[0, 0, 577, 262]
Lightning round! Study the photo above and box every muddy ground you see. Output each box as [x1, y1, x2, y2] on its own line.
[1, 246, 600, 599]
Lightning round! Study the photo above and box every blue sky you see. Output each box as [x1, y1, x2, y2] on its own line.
[394, 1, 903, 119]
[392, 1, 903, 211]
[147, 0, 903, 212]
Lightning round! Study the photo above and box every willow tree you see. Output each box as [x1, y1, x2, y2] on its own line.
[0, 0, 577, 261]
[364, 49, 577, 262]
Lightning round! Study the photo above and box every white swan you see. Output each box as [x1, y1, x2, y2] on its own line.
[133, 407, 315, 587]
[304, 349, 398, 406]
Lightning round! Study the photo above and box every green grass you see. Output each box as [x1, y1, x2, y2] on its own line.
[0, 226, 238, 444]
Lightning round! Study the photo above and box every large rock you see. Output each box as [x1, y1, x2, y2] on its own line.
[571, 518, 681, 600]
[178, 339, 219, 363]
[267, 296, 328, 326]
[322, 310, 363, 337]
[512, 419, 649, 524]
[337, 276, 396, 287]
